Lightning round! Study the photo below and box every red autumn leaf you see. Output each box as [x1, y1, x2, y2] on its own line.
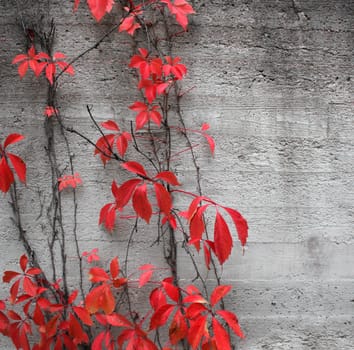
[185, 303, 207, 320]
[189, 205, 209, 250]
[161, 0, 195, 30]
[139, 270, 154, 288]
[101, 120, 120, 131]
[162, 279, 180, 303]
[154, 171, 180, 186]
[73, 306, 93, 326]
[163, 56, 187, 80]
[169, 309, 188, 344]
[9, 280, 20, 304]
[68, 313, 89, 344]
[4, 134, 24, 148]
[68, 290, 78, 305]
[12, 46, 39, 78]
[187, 315, 208, 350]
[150, 304, 174, 330]
[121, 161, 148, 177]
[106, 313, 131, 327]
[212, 317, 231, 350]
[94, 134, 115, 164]
[92, 331, 105, 350]
[0, 157, 14, 193]
[89, 267, 110, 283]
[132, 183, 152, 223]
[58, 173, 82, 191]
[23, 276, 38, 296]
[55, 60, 75, 75]
[99, 203, 116, 232]
[202, 339, 218, 350]
[2, 271, 20, 283]
[183, 294, 207, 304]
[87, 0, 114, 22]
[214, 212, 233, 265]
[82, 248, 100, 263]
[20, 254, 28, 272]
[25, 267, 42, 275]
[85, 284, 115, 314]
[216, 310, 244, 338]
[116, 132, 131, 157]
[223, 207, 248, 246]
[203, 133, 215, 156]
[210, 285, 232, 307]
[7, 153, 26, 183]
[114, 178, 141, 208]
[119, 14, 141, 36]
[150, 288, 167, 310]
[110, 257, 119, 280]
[154, 183, 172, 215]
[129, 49, 163, 79]
[45, 62, 56, 85]
[129, 101, 162, 130]
[203, 241, 211, 270]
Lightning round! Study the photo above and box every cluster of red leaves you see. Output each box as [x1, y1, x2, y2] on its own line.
[129, 48, 187, 104]
[12, 46, 74, 84]
[180, 195, 248, 265]
[74, 0, 194, 32]
[58, 173, 83, 191]
[0, 134, 26, 193]
[99, 162, 180, 231]
[94, 120, 132, 164]
[1, 255, 244, 350]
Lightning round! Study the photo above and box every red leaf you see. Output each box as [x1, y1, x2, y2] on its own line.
[118, 15, 141, 36]
[23, 277, 38, 296]
[106, 313, 131, 327]
[110, 257, 119, 279]
[154, 171, 181, 186]
[45, 63, 56, 85]
[150, 304, 174, 330]
[162, 280, 180, 303]
[169, 309, 187, 344]
[85, 284, 115, 314]
[139, 270, 153, 288]
[116, 132, 131, 157]
[99, 203, 116, 232]
[132, 183, 152, 223]
[154, 183, 172, 215]
[203, 242, 211, 270]
[150, 288, 167, 310]
[203, 133, 215, 156]
[20, 255, 28, 272]
[68, 290, 78, 304]
[101, 120, 120, 131]
[89, 267, 110, 283]
[87, 0, 114, 22]
[187, 315, 207, 350]
[121, 161, 148, 177]
[161, 0, 195, 30]
[0, 158, 14, 193]
[212, 317, 231, 350]
[25, 267, 42, 275]
[58, 173, 82, 191]
[201, 123, 210, 131]
[214, 212, 233, 265]
[210, 285, 232, 307]
[18, 61, 29, 78]
[115, 179, 141, 208]
[216, 310, 244, 338]
[73, 0, 81, 11]
[223, 207, 248, 246]
[7, 153, 26, 183]
[183, 294, 207, 304]
[4, 134, 24, 148]
[185, 303, 207, 319]
[189, 205, 208, 250]
[92, 332, 105, 350]
[2, 271, 20, 283]
[56, 61, 75, 75]
[73, 306, 93, 326]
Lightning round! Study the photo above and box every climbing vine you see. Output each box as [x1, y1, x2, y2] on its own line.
[0, 1, 248, 349]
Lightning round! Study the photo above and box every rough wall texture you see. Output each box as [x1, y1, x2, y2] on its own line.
[0, 0, 353, 349]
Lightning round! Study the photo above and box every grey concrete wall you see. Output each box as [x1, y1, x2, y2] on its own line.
[0, 0, 353, 349]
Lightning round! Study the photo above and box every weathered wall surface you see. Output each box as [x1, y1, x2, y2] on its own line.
[0, 0, 353, 349]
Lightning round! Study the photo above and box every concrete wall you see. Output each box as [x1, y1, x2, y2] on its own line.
[0, 0, 353, 349]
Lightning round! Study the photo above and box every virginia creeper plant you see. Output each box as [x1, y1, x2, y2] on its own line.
[1, 1, 249, 349]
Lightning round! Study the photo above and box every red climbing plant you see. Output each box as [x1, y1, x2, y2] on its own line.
[1, 1, 249, 349]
